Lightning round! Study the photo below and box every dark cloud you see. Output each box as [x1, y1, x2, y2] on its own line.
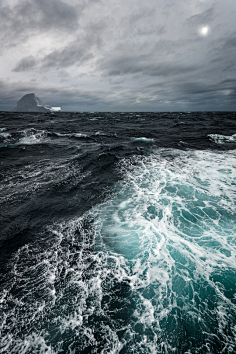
[0, 0, 79, 45]
[99, 54, 197, 77]
[128, 8, 154, 25]
[173, 79, 236, 108]
[220, 78, 236, 85]
[209, 33, 236, 74]
[186, 7, 214, 26]
[41, 44, 93, 69]
[39, 19, 106, 69]
[0, 79, 120, 111]
[178, 82, 221, 95]
[1, 0, 236, 111]
[41, 36, 100, 69]
[0, 75, 235, 112]
[12, 56, 36, 72]
[177, 78, 236, 97]
[223, 36, 236, 49]
[124, 7, 166, 36]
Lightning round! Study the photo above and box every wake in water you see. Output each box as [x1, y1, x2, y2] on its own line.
[1, 148, 236, 353]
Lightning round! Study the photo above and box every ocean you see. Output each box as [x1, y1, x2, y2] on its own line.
[0, 111, 236, 353]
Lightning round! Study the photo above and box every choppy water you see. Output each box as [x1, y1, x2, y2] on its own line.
[0, 112, 236, 353]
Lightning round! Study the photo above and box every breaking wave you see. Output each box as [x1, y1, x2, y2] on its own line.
[1, 149, 236, 353]
[132, 137, 155, 143]
[18, 128, 49, 145]
[208, 133, 236, 144]
[53, 132, 88, 139]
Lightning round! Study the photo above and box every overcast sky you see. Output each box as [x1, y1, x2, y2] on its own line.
[0, 0, 236, 111]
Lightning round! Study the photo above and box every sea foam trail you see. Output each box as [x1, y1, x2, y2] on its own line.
[0, 149, 236, 353]
[91, 149, 236, 351]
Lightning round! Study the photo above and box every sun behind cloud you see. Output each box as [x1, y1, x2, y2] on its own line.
[199, 25, 209, 36]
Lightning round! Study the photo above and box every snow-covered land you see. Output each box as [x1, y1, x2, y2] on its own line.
[12, 93, 61, 113]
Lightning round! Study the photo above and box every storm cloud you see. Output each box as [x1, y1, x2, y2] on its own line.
[0, 0, 79, 41]
[1, 0, 236, 111]
[12, 56, 37, 72]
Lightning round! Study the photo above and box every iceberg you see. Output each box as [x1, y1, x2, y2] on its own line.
[51, 107, 62, 112]
[12, 93, 61, 113]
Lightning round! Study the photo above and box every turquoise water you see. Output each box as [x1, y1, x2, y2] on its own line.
[1, 148, 235, 353]
[90, 149, 236, 352]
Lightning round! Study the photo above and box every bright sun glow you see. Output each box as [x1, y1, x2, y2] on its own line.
[199, 26, 209, 36]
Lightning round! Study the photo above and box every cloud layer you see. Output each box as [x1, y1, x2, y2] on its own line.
[1, 0, 236, 111]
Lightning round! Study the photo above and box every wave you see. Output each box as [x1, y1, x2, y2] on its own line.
[132, 137, 155, 143]
[0, 132, 11, 139]
[53, 132, 89, 139]
[1, 149, 236, 353]
[2, 129, 90, 146]
[18, 128, 48, 145]
[208, 133, 236, 144]
[0, 128, 11, 142]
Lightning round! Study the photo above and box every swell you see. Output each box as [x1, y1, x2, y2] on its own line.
[1, 149, 236, 353]
[1, 112, 236, 354]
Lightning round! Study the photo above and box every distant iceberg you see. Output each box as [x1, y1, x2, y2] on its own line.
[12, 93, 61, 113]
[51, 107, 62, 112]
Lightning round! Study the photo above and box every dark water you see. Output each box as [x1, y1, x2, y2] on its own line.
[0, 111, 236, 353]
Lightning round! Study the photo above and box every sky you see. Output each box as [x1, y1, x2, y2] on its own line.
[0, 0, 236, 111]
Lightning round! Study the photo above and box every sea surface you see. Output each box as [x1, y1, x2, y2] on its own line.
[0, 111, 236, 354]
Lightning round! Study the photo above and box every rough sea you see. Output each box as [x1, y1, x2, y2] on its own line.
[0, 111, 236, 354]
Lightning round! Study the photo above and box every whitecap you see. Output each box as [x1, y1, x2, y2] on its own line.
[86, 149, 236, 350]
[18, 129, 48, 145]
[53, 132, 70, 137]
[53, 132, 88, 138]
[0, 132, 11, 139]
[208, 133, 236, 144]
[73, 133, 88, 138]
[132, 137, 155, 143]
[1, 148, 236, 353]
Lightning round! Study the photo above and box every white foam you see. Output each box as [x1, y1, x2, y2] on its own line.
[53, 132, 69, 137]
[88, 149, 236, 348]
[73, 133, 88, 138]
[53, 132, 88, 138]
[132, 137, 155, 143]
[1, 148, 236, 353]
[208, 133, 236, 144]
[0, 132, 11, 139]
[18, 129, 48, 145]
